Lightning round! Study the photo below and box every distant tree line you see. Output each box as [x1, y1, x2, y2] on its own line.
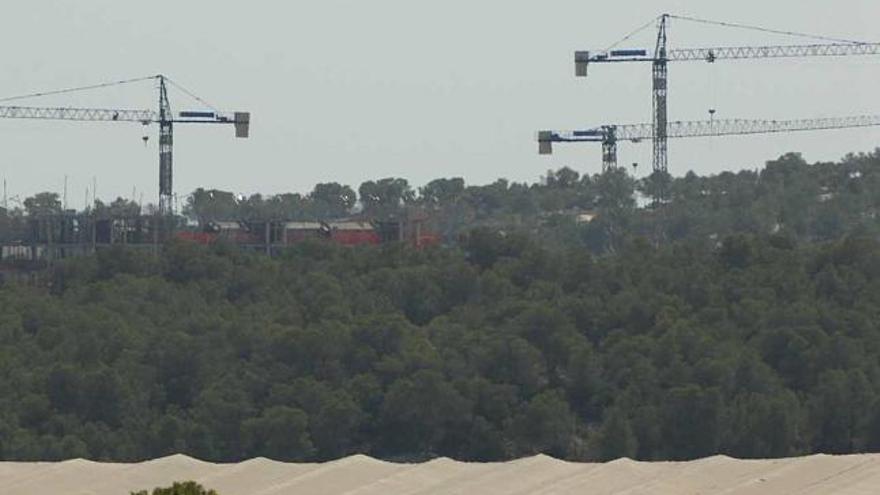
[4, 149, 880, 251]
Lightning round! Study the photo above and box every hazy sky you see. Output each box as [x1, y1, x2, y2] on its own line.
[1, 0, 877, 206]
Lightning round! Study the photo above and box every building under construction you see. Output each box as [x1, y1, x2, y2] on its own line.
[0, 208, 442, 267]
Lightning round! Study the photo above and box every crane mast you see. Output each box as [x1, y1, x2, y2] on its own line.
[652, 14, 669, 202]
[159, 76, 174, 214]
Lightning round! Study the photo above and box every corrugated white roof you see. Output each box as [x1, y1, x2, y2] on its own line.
[328, 221, 374, 231]
[283, 222, 323, 230]
[2, 454, 880, 494]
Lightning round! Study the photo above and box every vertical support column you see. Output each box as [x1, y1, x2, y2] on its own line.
[152, 216, 159, 257]
[91, 214, 97, 253]
[652, 15, 669, 207]
[158, 76, 174, 216]
[46, 217, 54, 263]
[601, 127, 618, 172]
[265, 221, 272, 256]
[652, 59, 668, 179]
[159, 122, 173, 214]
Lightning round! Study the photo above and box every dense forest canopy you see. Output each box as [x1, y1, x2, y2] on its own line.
[1, 150, 880, 463]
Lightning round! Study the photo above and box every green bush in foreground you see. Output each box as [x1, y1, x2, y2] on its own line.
[131, 481, 218, 495]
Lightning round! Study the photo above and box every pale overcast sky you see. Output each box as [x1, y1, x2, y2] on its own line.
[0, 0, 877, 206]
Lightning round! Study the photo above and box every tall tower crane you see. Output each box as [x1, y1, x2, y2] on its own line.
[0, 75, 250, 214]
[573, 14, 880, 183]
[539, 114, 880, 169]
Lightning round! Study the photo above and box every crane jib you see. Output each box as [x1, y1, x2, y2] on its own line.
[669, 42, 880, 61]
[580, 42, 880, 65]
[0, 106, 247, 129]
[538, 116, 880, 150]
[0, 106, 156, 122]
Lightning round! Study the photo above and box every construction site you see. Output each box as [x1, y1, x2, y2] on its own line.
[0, 75, 443, 268]
[1, 7, 880, 494]
[0, 14, 876, 266]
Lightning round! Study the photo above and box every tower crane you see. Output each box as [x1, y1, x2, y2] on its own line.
[539, 114, 880, 170]
[572, 14, 880, 185]
[0, 75, 250, 215]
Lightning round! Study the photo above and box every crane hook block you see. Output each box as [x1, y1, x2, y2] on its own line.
[234, 112, 250, 138]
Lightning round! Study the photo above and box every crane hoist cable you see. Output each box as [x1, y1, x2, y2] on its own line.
[163, 77, 220, 113]
[602, 13, 867, 54]
[0, 75, 221, 115]
[0, 75, 160, 103]
[603, 16, 661, 53]
[666, 14, 866, 45]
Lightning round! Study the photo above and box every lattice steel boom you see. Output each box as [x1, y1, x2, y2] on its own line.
[538, 114, 880, 167]
[0, 106, 156, 122]
[0, 105, 244, 125]
[579, 42, 880, 66]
